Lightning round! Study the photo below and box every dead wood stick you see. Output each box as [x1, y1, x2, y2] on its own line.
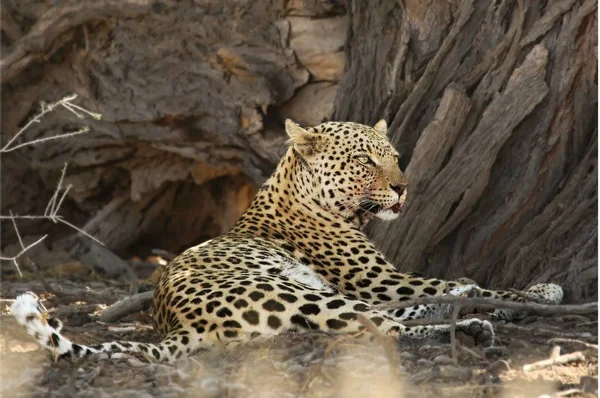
[356, 314, 400, 373]
[497, 322, 597, 342]
[98, 291, 154, 323]
[373, 296, 597, 316]
[522, 351, 585, 372]
[547, 338, 598, 350]
[554, 389, 584, 397]
[450, 305, 461, 363]
[458, 344, 483, 360]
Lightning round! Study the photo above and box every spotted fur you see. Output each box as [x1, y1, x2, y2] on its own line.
[12, 120, 563, 362]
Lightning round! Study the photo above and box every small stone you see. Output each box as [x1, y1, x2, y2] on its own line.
[487, 360, 511, 374]
[200, 377, 221, 392]
[484, 346, 507, 359]
[433, 354, 455, 365]
[399, 352, 415, 360]
[416, 358, 434, 367]
[580, 376, 598, 393]
[437, 365, 472, 381]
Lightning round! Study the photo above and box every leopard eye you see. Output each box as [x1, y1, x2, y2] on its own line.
[356, 155, 373, 165]
[394, 155, 403, 170]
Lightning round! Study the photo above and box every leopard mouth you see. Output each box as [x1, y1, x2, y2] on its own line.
[389, 201, 403, 214]
[358, 199, 404, 216]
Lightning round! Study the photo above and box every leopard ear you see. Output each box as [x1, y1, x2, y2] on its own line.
[373, 119, 388, 136]
[285, 119, 327, 157]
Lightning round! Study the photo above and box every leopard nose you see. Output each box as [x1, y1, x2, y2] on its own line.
[391, 185, 405, 196]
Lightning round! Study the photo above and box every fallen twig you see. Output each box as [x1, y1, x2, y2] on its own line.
[547, 338, 598, 350]
[457, 343, 483, 360]
[550, 345, 562, 359]
[498, 322, 597, 342]
[553, 389, 584, 397]
[0, 234, 47, 276]
[98, 291, 154, 323]
[522, 351, 585, 371]
[449, 305, 461, 363]
[373, 295, 597, 316]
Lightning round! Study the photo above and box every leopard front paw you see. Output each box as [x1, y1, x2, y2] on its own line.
[449, 284, 483, 298]
[456, 319, 494, 347]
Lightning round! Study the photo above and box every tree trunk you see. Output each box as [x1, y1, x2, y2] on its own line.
[1, 0, 347, 257]
[1, 0, 596, 301]
[334, 0, 597, 302]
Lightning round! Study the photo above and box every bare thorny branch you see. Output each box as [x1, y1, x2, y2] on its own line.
[1, 94, 100, 153]
[1, 94, 104, 276]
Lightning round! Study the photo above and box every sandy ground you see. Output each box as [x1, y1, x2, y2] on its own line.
[0, 272, 597, 398]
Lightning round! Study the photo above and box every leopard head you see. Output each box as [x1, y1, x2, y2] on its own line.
[286, 119, 408, 221]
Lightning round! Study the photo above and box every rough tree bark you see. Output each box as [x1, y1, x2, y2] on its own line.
[1, 0, 347, 257]
[334, 0, 597, 301]
[1, 0, 596, 301]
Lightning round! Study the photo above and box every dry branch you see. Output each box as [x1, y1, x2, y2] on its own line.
[373, 295, 597, 316]
[547, 338, 598, 350]
[0, 233, 47, 276]
[449, 305, 461, 363]
[0, 94, 97, 153]
[498, 322, 597, 342]
[0, 95, 108, 276]
[457, 344, 483, 360]
[522, 351, 585, 372]
[98, 291, 154, 323]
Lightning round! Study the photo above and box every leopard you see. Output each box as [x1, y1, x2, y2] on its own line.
[12, 119, 563, 363]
